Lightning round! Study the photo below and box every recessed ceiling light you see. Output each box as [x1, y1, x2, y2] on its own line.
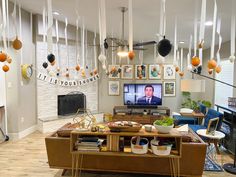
[179, 41, 185, 44]
[205, 21, 213, 26]
[53, 11, 60, 16]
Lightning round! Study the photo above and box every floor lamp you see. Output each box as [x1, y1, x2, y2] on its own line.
[191, 70, 236, 174]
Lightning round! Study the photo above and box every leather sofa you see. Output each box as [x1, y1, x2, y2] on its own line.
[45, 128, 207, 177]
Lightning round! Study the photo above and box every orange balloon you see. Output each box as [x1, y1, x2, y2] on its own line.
[207, 59, 217, 69]
[128, 51, 135, 60]
[175, 66, 179, 72]
[66, 73, 70, 77]
[215, 66, 222, 73]
[75, 65, 80, 71]
[90, 72, 93, 76]
[6, 56, 12, 64]
[0, 52, 7, 62]
[208, 69, 213, 75]
[191, 56, 200, 67]
[179, 72, 184, 77]
[12, 37, 22, 50]
[2, 65, 9, 72]
[93, 69, 98, 75]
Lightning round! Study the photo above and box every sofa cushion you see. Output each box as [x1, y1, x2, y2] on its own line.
[173, 115, 197, 125]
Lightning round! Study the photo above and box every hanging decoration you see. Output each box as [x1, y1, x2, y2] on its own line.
[37, 72, 100, 87]
[42, 7, 46, 42]
[179, 48, 184, 77]
[128, 0, 135, 60]
[215, 18, 222, 74]
[55, 19, 61, 76]
[0, 52, 7, 62]
[207, 0, 217, 71]
[229, 0, 235, 63]
[98, 0, 107, 70]
[173, 18, 178, 71]
[80, 18, 86, 78]
[157, 0, 172, 57]
[187, 36, 193, 72]
[93, 31, 98, 75]
[64, 18, 70, 78]
[75, 17, 81, 72]
[198, 0, 206, 49]
[191, 14, 200, 67]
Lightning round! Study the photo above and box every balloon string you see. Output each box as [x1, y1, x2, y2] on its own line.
[6, 0, 9, 49]
[210, 0, 217, 59]
[43, 7, 46, 42]
[55, 19, 60, 69]
[173, 18, 177, 62]
[19, 2, 23, 65]
[128, 0, 133, 51]
[93, 33, 97, 69]
[199, 0, 206, 43]
[216, 18, 222, 64]
[180, 48, 183, 71]
[231, 0, 235, 56]
[188, 35, 192, 66]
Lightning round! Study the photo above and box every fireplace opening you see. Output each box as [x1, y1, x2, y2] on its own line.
[58, 91, 86, 116]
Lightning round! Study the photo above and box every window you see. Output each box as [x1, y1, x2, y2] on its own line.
[214, 60, 234, 106]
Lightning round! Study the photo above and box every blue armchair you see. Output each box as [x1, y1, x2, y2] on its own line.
[173, 104, 207, 125]
[189, 108, 223, 133]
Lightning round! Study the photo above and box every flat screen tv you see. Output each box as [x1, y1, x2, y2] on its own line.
[58, 93, 86, 116]
[123, 83, 162, 106]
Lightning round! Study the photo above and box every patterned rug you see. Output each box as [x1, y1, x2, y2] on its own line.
[204, 155, 223, 171]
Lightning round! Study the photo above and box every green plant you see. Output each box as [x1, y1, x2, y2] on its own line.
[181, 92, 212, 111]
[154, 117, 174, 126]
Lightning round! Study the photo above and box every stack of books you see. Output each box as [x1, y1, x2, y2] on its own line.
[76, 137, 103, 152]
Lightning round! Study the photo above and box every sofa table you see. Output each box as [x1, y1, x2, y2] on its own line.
[180, 111, 205, 125]
[70, 129, 182, 177]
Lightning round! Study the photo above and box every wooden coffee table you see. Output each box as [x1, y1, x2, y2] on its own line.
[180, 111, 205, 125]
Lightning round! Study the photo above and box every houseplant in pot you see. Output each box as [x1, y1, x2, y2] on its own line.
[153, 117, 174, 134]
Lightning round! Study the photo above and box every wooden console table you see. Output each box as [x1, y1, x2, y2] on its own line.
[112, 106, 170, 124]
[180, 111, 205, 125]
[70, 128, 182, 177]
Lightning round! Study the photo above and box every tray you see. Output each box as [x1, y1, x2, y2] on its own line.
[107, 121, 142, 132]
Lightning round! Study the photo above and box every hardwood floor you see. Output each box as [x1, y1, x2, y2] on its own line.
[0, 131, 235, 177]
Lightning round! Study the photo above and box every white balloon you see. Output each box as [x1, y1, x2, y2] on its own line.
[98, 54, 106, 63]
[187, 65, 193, 71]
[49, 70, 55, 76]
[173, 60, 178, 67]
[229, 55, 235, 63]
[102, 64, 107, 70]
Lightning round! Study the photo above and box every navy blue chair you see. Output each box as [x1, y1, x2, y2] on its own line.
[189, 108, 223, 133]
[173, 104, 207, 126]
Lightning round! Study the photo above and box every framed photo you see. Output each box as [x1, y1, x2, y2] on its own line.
[163, 81, 175, 96]
[135, 65, 147, 79]
[206, 118, 219, 135]
[108, 65, 120, 79]
[149, 65, 162, 79]
[163, 65, 176, 80]
[108, 81, 120, 96]
[121, 65, 133, 79]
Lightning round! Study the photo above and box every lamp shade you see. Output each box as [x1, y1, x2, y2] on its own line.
[181, 79, 205, 92]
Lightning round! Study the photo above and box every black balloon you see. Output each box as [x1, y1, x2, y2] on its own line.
[118, 68, 122, 73]
[104, 39, 108, 49]
[157, 37, 172, 57]
[47, 53, 55, 63]
[42, 62, 48, 69]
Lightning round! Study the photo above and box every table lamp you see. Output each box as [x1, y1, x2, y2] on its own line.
[181, 79, 205, 92]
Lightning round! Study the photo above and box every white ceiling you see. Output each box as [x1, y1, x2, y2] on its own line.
[13, 0, 234, 48]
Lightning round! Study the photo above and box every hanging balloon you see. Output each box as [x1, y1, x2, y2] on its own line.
[208, 68, 213, 75]
[207, 59, 217, 69]
[102, 64, 107, 70]
[93, 68, 98, 75]
[179, 72, 184, 77]
[86, 65, 89, 69]
[198, 40, 204, 49]
[229, 55, 235, 63]
[81, 69, 86, 77]
[66, 72, 70, 78]
[191, 56, 200, 67]
[187, 64, 193, 71]
[118, 68, 122, 73]
[104, 39, 108, 49]
[56, 72, 60, 76]
[47, 53, 55, 63]
[49, 70, 55, 76]
[2, 65, 9, 72]
[175, 66, 179, 72]
[42, 62, 48, 69]
[75, 65, 80, 71]
[6, 56, 12, 64]
[128, 51, 135, 60]
[66, 68, 69, 71]
[0, 52, 7, 62]
[90, 71, 93, 76]
[157, 36, 172, 57]
[215, 65, 222, 73]
[12, 37, 22, 50]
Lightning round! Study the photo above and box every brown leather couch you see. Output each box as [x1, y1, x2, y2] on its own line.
[45, 129, 207, 177]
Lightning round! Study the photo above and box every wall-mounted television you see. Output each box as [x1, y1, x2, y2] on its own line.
[123, 84, 162, 106]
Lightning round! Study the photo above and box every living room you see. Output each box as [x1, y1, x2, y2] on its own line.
[0, 0, 236, 177]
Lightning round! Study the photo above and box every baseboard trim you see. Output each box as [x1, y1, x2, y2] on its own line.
[8, 125, 37, 140]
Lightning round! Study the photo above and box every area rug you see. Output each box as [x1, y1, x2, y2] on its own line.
[204, 155, 223, 171]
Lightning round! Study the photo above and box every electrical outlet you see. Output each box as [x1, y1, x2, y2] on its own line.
[21, 117, 24, 123]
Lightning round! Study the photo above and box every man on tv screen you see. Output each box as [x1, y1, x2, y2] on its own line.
[137, 85, 161, 105]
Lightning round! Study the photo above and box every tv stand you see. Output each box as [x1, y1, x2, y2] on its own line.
[113, 106, 170, 124]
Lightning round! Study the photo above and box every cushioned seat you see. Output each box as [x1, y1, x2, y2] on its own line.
[174, 115, 197, 125]
[189, 125, 206, 132]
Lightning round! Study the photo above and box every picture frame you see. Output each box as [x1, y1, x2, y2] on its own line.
[163, 65, 176, 80]
[108, 65, 120, 79]
[163, 81, 176, 97]
[135, 65, 147, 79]
[108, 81, 120, 96]
[121, 65, 133, 79]
[206, 117, 219, 135]
[149, 64, 162, 79]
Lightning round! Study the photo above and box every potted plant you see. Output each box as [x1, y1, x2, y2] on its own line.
[153, 117, 174, 134]
[181, 92, 212, 113]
